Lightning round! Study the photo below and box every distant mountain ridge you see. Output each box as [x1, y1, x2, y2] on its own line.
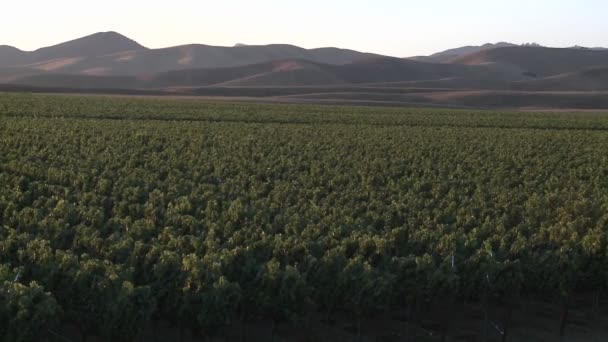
[450, 46, 608, 77]
[410, 42, 518, 63]
[0, 32, 146, 69]
[410, 42, 608, 63]
[570, 45, 607, 51]
[2, 32, 608, 104]
[0, 32, 381, 78]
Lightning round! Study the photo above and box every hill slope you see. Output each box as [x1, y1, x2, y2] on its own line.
[410, 42, 517, 63]
[14, 57, 525, 89]
[0, 32, 381, 76]
[451, 46, 608, 77]
[32, 31, 146, 60]
[0, 46, 27, 67]
[514, 66, 608, 91]
[4, 34, 608, 104]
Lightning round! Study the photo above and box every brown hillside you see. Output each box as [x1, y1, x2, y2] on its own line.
[410, 42, 517, 63]
[216, 61, 346, 86]
[32, 32, 146, 61]
[0, 46, 28, 68]
[11, 73, 142, 89]
[0, 33, 380, 76]
[145, 60, 344, 87]
[15, 57, 502, 89]
[6, 33, 608, 99]
[0, 67, 50, 83]
[513, 67, 608, 91]
[451, 46, 608, 77]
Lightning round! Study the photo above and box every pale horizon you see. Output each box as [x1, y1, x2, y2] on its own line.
[2, 0, 607, 57]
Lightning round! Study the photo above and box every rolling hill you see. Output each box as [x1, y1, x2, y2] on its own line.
[513, 66, 608, 91]
[0, 32, 381, 77]
[450, 46, 608, 77]
[3, 32, 608, 109]
[14, 56, 531, 89]
[0, 45, 28, 67]
[410, 42, 517, 63]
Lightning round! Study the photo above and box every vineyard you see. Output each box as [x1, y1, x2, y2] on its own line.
[1, 93, 608, 341]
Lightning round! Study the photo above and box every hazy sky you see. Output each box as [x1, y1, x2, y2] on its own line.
[2, 0, 606, 56]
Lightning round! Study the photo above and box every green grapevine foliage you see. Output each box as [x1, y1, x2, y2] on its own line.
[0, 93, 607, 339]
